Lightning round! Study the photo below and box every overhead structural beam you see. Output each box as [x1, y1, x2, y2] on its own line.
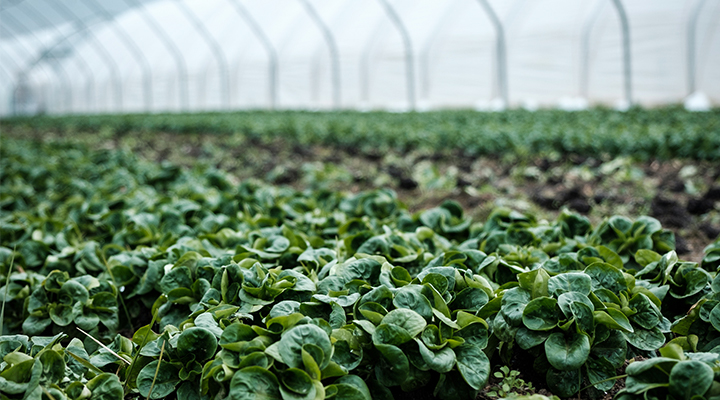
[476, 0, 508, 107]
[22, 1, 97, 112]
[82, 0, 155, 111]
[227, 0, 278, 109]
[359, 18, 385, 105]
[46, 0, 125, 111]
[124, 0, 189, 110]
[4, 12, 74, 114]
[419, 0, 457, 102]
[609, 0, 632, 106]
[376, 0, 416, 110]
[579, 0, 605, 98]
[298, 0, 340, 108]
[687, 0, 708, 95]
[174, 0, 231, 108]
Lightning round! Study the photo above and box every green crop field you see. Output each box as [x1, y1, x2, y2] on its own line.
[1, 109, 720, 400]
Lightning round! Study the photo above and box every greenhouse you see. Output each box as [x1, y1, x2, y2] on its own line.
[2, 0, 719, 115]
[2, 2, 720, 400]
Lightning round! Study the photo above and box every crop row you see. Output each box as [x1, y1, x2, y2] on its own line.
[3, 107, 720, 160]
[1, 137, 720, 400]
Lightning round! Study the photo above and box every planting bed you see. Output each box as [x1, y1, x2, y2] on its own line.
[1, 109, 720, 400]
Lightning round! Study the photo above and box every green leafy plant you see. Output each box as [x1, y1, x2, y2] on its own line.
[486, 366, 535, 398]
[615, 342, 720, 400]
[2, 136, 720, 399]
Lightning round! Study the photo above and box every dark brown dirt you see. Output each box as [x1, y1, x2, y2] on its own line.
[6, 127, 719, 266]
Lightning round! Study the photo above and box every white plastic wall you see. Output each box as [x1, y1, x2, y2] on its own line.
[1, 0, 718, 115]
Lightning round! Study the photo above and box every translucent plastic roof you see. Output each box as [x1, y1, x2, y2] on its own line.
[1, 0, 718, 115]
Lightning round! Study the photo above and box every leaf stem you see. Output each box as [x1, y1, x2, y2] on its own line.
[0, 245, 17, 335]
[76, 327, 132, 365]
[100, 249, 135, 332]
[147, 340, 165, 400]
[123, 311, 159, 392]
[580, 374, 627, 392]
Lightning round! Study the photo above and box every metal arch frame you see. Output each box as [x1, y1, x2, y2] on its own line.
[4, 12, 75, 114]
[174, 0, 230, 108]
[0, 56, 15, 81]
[687, 0, 709, 96]
[82, 0, 154, 111]
[46, 0, 125, 111]
[579, 0, 605, 99]
[503, 0, 528, 29]
[419, 0, 458, 102]
[20, 1, 97, 112]
[0, 46, 49, 115]
[227, 0, 278, 109]
[123, 0, 189, 110]
[609, 0, 632, 106]
[476, 0, 508, 107]
[297, 0, 341, 108]
[376, 0, 416, 110]
[359, 16, 387, 105]
[0, 0, 24, 12]
[307, 0, 354, 106]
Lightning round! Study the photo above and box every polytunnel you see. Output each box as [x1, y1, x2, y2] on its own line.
[1, 0, 719, 116]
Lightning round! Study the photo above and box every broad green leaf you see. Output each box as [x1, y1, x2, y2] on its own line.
[393, 286, 433, 321]
[380, 309, 427, 338]
[547, 272, 591, 296]
[544, 332, 590, 371]
[518, 268, 550, 299]
[500, 287, 531, 327]
[515, 326, 550, 349]
[333, 375, 372, 400]
[546, 368, 580, 397]
[622, 326, 666, 351]
[87, 373, 124, 400]
[279, 368, 315, 399]
[279, 324, 332, 370]
[136, 361, 181, 399]
[372, 324, 413, 346]
[230, 366, 282, 400]
[585, 357, 617, 391]
[415, 339, 455, 373]
[628, 293, 662, 330]
[522, 297, 559, 331]
[374, 343, 409, 387]
[668, 360, 714, 400]
[585, 262, 627, 294]
[177, 327, 218, 361]
[450, 287, 489, 312]
[591, 331, 627, 368]
[454, 343, 490, 390]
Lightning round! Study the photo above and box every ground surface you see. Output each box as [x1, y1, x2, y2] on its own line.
[3, 119, 720, 400]
[7, 127, 719, 266]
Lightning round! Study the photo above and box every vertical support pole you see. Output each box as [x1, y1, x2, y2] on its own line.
[609, 0, 632, 106]
[579, 0, 605, 98]
[376, 0, 416, 110]
[687, 0, 708, 95]
[298, 0, 341, 108]
[174, 0, 231, 109]
[227, 0, 278, 109]
[123, 0, 189, 110]
[82, 0, 155, 111]
[476, 0, 508, 107]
